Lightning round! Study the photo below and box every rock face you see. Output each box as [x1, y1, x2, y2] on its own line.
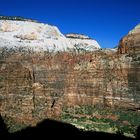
[66, 33, 91, 39]
[118, 24, 140, 54]
[0, 20, 73, 51]
[0, 20, 101, 52]
[0, 19, 139, 131]
[66, 33, 100, 51]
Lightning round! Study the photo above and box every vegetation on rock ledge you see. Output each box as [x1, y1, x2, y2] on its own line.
[61, 105, 140, 138]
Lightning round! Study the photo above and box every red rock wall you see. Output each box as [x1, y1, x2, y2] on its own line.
[0, 49, 140, 129]
[118, 33, 140, 54]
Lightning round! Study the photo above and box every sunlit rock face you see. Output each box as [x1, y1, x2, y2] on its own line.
[118, 23, 140, 54]
[66, 33, 101, 51]
[0, 20, 73, 51]
[0, 20, 101, 52]
[117, 24, 140, 112]
[0, 18, 139, 131]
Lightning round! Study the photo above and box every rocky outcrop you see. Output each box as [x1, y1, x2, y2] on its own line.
[66, 33, 91, 39]
[118, 24, 140, 54]
[66, 33, 100, 51]
[0, 19, 139, 132]
[117, 24, 140, 112]
[0, 20, 101, 52]
[0, 15, 38, 22]
[0, 20, 73, 51]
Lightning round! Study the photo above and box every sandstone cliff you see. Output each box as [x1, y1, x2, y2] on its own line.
[118, 24, 140, 54]
[0, 20, 72, 51]
[0, 20, 101, 52]
[66, 33, 100, 51]
[0, 19, 139, 132]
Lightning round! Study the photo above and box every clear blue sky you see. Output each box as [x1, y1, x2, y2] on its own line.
[0, 0, 140, 48]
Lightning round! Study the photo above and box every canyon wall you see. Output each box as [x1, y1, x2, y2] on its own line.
[118, 23, 140, 54]
[0, 19, 139, 130]
[0, 49, 139, 129]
